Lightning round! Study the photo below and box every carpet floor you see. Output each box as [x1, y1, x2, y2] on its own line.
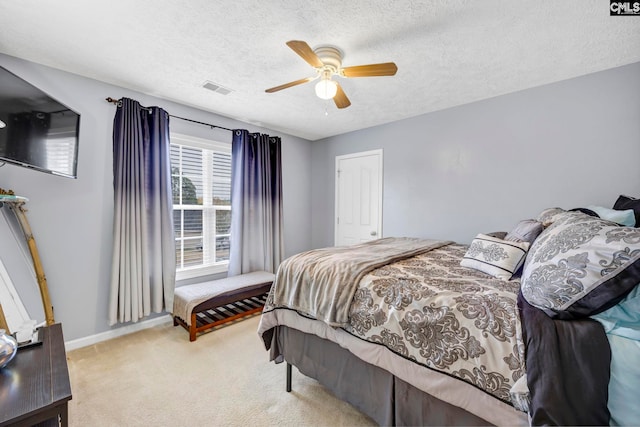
[66, 315, 376, 426]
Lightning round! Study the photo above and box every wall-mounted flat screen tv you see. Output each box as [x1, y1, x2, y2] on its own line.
[0, 65, 80, 179]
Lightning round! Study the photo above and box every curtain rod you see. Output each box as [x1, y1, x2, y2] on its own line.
[105, 97, 233, 132]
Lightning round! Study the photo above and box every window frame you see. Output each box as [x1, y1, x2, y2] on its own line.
[171, 133, 232, 281]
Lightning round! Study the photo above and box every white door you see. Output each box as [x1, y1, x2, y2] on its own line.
[335, 149, 383, 246]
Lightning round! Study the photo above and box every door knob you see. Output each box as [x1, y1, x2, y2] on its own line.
[370, 231, 377, 236]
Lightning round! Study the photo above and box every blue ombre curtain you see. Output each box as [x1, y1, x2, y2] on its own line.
[229, 130, 284, 275]
[109, 97, 175, 325]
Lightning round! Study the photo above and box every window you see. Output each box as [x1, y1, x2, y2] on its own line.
[170, 134, 231, 280]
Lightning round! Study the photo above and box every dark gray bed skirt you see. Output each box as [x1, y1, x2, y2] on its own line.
[272, 325, 492, 426]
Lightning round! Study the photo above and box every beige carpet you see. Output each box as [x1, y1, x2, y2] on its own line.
[66, 315, 376, 426]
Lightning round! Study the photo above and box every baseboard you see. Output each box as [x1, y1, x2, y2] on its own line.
[64, 314, 173, 351]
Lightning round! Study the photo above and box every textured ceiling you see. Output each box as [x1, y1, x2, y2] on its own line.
[0, 1, 639, 141]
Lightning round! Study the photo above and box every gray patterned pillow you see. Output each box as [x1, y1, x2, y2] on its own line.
[536, 207, 566, 227]
[521, 211, 640, 319]
[461, 234, 529, 281]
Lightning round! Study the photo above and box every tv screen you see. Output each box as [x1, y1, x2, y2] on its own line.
[0, 66, 80, 179]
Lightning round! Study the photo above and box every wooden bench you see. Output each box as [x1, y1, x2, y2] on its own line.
[172, 271, 275, 341]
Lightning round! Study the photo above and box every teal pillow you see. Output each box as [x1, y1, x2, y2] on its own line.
[592, 284, 640, 425]
[592, 283, 640, 341]
[613, 195, 640, 228]
[586, 205, 636, 227]
[605, 334, 640, 426]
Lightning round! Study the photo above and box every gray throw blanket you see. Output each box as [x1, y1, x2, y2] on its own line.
[270, 237, 451, 327]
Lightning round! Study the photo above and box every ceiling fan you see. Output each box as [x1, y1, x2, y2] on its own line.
[265, 40, 398, 109]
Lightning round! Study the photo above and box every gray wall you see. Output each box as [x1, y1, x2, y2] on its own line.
[311, 62, 640, 248]
[3, 51, 638, 343]
[0, 53, 312, 341]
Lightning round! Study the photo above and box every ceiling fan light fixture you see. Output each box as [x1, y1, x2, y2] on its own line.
[315, 78, 338, 100]
[265, 40, 396, 109]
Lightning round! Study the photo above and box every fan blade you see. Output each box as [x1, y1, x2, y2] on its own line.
[342, 62, 398, 78]
[286, 40, 324, 68]
[333, 83, 351, 109]
[265, 76, 315, 93]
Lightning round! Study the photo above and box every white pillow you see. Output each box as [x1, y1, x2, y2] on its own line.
[461, 234, 530, 281]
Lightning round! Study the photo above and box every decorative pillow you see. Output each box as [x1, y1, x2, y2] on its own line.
[536, 207, 566, 227]
[613, 195, 640, 228]
[585, 205, 635, 227]
[521, 211, 640, 319]
[461, 234, 529, 281]
[591, 283, 640, 340]
[485, 231, 507, 239]
[505, 219, 544, 244]
[569, 207, 599, 217]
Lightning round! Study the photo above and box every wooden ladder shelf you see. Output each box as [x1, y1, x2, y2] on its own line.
[0, 194, 55, 326]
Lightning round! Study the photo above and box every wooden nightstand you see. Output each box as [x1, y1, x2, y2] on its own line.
[0, 323, 72, 426]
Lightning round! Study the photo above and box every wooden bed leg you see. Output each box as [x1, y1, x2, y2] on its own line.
[189, 313, 197, 342]
[286, 362, 292, 392]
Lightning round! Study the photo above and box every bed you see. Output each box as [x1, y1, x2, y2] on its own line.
[258, 205, 640, 426]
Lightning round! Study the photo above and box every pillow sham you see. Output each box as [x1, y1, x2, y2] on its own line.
[485, 231, 507, 239]
[505, 219, 544, 244]
[461, 234, 529, 281]
[569, 207, 599, 217]
[521, 211, 640, 319]
[613, 195, 640, 228]
[536, 207, 566, 227]
[585, 205, 635, 227]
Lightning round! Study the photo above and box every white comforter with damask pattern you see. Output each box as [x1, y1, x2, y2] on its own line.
[344, 244, 526, 403]
[258, 241, 529, 425]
